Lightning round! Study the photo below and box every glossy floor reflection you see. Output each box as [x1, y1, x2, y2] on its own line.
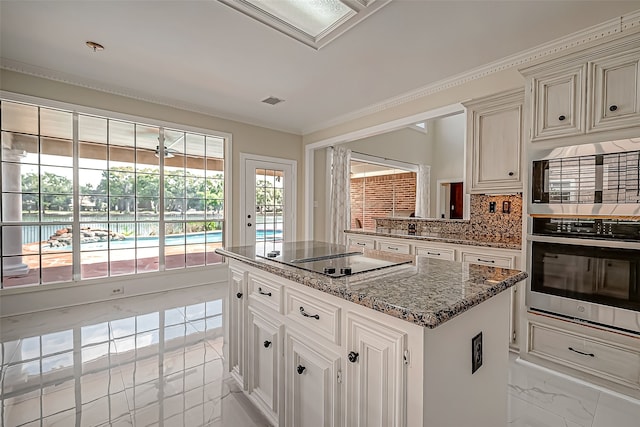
[2, 284, 639, 427]
[0, 284, 269, 427]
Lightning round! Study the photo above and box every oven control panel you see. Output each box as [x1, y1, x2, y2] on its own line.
[532, 218, 640, 241]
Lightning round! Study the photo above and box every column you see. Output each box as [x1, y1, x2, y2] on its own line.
[2, 144, 29, 277]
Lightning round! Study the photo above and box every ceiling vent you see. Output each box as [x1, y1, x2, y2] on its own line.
[262, 96, 285, 105]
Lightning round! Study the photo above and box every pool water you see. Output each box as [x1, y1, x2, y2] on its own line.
[45, 229, 283, 251]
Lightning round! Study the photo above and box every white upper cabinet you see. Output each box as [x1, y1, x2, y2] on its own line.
[588, 50, 640, 133]
[521, 32, 640, 143]
[531, 65, 586, 140]
[464, 89, 524, 194]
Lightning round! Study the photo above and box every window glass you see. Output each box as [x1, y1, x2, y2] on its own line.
[1, 99, 226, 289]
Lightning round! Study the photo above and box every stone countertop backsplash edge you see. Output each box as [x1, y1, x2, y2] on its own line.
[345, 229, 522, 250]
[216, 247, 528, 328]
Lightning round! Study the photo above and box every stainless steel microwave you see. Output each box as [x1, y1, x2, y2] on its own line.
[530, 138, 640, 217]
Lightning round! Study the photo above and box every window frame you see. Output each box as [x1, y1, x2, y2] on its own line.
[0, 91, 232, 289]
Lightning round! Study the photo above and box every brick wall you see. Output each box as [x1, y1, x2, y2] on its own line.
[351, 172, 416, 229]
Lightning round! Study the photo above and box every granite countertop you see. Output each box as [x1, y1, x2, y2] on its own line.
[215, 242, 528, 329]
[345, 229, 522, 250]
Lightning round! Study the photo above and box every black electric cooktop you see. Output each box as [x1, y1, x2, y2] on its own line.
[255, 241, 412, 278]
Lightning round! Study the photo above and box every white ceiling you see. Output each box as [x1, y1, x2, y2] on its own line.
[1, 1, 640, 135]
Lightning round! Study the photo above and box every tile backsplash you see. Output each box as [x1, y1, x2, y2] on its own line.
[374, 194, 522, 244]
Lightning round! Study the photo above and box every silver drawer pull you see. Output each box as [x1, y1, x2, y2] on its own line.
[477, 258, 495, 263]
[387, 246, 399, 251]
[568, 347, 595, 357]
[427, 252, 441, 256]
[299, 306, 320, 320]
[258, 287, 272, 297]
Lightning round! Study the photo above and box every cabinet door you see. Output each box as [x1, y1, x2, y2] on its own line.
[465, 90, 524, 193]
[414, 244, 455, 260]
[589, 51, 640, 132]
[375, 238, 411, 255]
[285, 332, 342, 427]
[345, 313, 406, 427]
[248, 307, 282, 425]
[460, 251, 515, 268]
[531, 66, 586, 140]
[229, 267, 247, 389]
[347, 234, 375, 250]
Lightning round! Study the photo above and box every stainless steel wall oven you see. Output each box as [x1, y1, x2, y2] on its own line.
[527, 217, 640, 334]
[527, 139, 640, 335]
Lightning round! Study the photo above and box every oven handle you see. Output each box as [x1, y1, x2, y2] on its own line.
[527, 234, 640, 250]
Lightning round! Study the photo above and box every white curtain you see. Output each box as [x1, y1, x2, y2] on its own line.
[415, 164, 431, 218]
[329, 146, 351, 245]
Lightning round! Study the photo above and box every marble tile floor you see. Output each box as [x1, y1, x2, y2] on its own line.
[1, 283, 638, 427]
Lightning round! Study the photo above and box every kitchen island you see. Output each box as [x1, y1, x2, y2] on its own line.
[216, 241, 527, 427]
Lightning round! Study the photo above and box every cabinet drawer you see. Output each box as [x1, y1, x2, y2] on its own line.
[460, 251, 514, 268]
[528, 322, 640, 389]
[347, 235, 375, 250]
[414, 245, 455, 260]
[376, 239, 411, 255]
[285, 288, 341, 345]
[248, 273, 283, 314]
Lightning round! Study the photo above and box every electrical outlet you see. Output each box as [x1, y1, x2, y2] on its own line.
[489, 202, 496, 213]
[111, 286, 124, 295]
[472, 332, 483, 374]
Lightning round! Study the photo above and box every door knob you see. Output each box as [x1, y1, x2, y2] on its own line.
[263, 340, 271, 348]
[236, 292, 242, 299]
[348, 351, 359, 363]
[247, 223, 252, 227]
[297, 365, 306, 374]
[609, 105, 618, 112]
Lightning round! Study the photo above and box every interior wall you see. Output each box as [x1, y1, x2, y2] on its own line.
[308, 69, 525, 239]
[430, 114, 465, 217]
[0, 70, 304, 247]
[342, 127, 432, 163]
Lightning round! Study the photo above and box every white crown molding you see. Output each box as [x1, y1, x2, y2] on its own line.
[0, 58, 301, 135]
[302, 8, 640, 135]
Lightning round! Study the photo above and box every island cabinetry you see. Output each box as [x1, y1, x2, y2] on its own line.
[524, 311, 640, 398]
[345, 312, 406, 427]
[463, 88, 524, 193]
[248, 306, 283, 426]
[229, 266, 247, 388]
[224, 256, 517, 426]
[284, 331, 343, 427]
[285, 286, 342, 345]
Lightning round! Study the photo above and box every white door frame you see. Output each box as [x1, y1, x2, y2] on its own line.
[240, 153, 297, 246]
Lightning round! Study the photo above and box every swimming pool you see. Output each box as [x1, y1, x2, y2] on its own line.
[44, 229, 283, 251]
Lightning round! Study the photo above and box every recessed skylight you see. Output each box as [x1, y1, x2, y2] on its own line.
[218, 0, 392, 49]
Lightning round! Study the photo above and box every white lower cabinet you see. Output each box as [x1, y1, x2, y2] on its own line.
[284, 331, 342, 427]
[248, 306, 283, 426]
[229, 266, 247, 388]
[524, 311, 640, 398]
[345, 312, 406, 427]
[375, 238, 411, 255]
[413, 244, 455, 260]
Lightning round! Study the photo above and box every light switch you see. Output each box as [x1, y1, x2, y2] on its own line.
[489, 202, 496, 213]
